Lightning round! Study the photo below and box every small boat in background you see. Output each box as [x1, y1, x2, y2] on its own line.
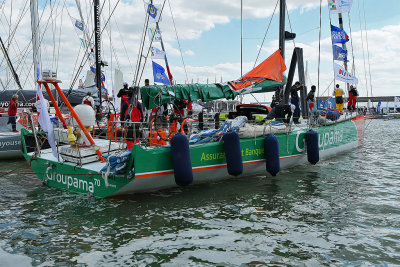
[0, 112, 23, 159]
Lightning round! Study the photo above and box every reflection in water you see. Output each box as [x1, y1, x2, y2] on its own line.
[0, 120, 399, 266]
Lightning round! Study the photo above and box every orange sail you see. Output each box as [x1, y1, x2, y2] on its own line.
[231, 49, 287, 91]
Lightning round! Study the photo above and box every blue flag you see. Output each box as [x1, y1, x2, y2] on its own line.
[152, 61, 170, 85]
[147, 3, 158, 19]
[331, 24, 349, 44]
[91, 66, 106, 82]
[74, 19, 84, 31]
[377, 100, 382, 114]
[333, 45, 348, 62]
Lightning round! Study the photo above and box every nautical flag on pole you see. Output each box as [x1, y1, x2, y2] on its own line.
[328, 0, 353, 14]
[333, 45, 348, 62]
[334, 63, 358, 84]
[90, 66, 106, 82]
[35, 63, 57, 157]
[148, 27, 162, 42]
[147, 3, 162, 23]
[377, 100, 382, 114]
[152, 61, 170, 85]
[151, 46, 166, 59]
[79, 38, 88, 49]
[331, 24, 349, 44]
[74, 18, 84, 31]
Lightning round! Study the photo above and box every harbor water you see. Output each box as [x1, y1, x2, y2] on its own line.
[0, 119, 399, 266]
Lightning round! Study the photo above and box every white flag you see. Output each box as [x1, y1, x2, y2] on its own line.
[35, 63, 58, 158]
[328, 0, 353, 14]
[334, 63, 358, 84]
[151, 46, 165, 59]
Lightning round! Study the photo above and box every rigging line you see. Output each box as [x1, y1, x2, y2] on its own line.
[107, 30, 122, 71]
[20, 0, 61, 90]
[0, 6, 34, 90]
[347, 14, 356, 75]
[285, 3, 296, 48]
[42, 0, 62, 70]
[137, 0, 167, 86]
[328, 10, 336, 97]
[50, 0, 54, 68]
[1, 0, 29, 54]
[317, 0, 322, 99]
[100, 13, 122, 76]
[63, 3, 90, 89]
[134, 0, 151, 86]
[357, 0, 369, 98]
[0, 1, 30, 83]
[108, 0, 114, 103]
[133, 0, 152, 86]
[55, 0, 65, 73]
[69, 0, 118, 90]
[8, 0, 12, 49]
[52, 0, 63, 70]
[132, 16, 147, 85]
[111, 15, 131, 71]
[99, 0, 120, 37]
[16, 0, 51, 89]
[240, 0, 242, 78]
[319, 79, 334, 96]
[167, 0, 188, 83]
[254, 0, 279, 68]
[362, 0, 373, 97]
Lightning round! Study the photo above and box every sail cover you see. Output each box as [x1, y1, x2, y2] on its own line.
[230, 49, 286, 91]
[141, 83, 239, 109]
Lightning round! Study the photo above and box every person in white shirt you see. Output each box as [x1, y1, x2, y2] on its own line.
[82, 92, 95, 108]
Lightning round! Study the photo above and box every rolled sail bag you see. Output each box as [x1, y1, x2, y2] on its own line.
[326, 109, 340, 121]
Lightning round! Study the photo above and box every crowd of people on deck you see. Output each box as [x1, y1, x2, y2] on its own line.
[263, 81, 359, 125]
[4, 77, 359, 134]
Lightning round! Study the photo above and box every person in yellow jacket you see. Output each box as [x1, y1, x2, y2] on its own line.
[332, 84, 345, 112]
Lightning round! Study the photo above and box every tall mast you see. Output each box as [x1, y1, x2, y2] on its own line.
[279, 0, 286, 61]
[93, 0, 102, 106]
[240, 0, 243, 77]
[30, 0, 41, 81]
[240, 0, 243, 103]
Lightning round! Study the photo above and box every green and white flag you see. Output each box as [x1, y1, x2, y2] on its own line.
[328, 0, 353, 14]
[148, 27, 161, 42]
[151, 46, 165, 59]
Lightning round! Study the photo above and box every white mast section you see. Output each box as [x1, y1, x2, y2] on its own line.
[30, 0, 41, 80]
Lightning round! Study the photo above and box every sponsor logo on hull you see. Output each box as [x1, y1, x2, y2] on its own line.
[45, 167, 102, 194]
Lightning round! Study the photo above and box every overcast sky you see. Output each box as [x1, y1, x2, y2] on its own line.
[0, 0, 399, 103]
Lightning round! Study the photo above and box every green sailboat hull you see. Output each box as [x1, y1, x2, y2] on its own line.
[21, 118, 365, 198]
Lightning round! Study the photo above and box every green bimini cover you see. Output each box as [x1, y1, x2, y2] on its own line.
[238, 76, 287, 95]
[140, 76, 286, 109]
[141, 83, 239, 109]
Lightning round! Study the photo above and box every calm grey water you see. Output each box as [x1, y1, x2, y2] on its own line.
[0, 119, 399, 266]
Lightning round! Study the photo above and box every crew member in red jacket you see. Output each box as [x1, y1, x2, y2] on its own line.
[117, 82, 130, 121]
[125, 86, 143, 149]
[7, 94, 18, 132]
